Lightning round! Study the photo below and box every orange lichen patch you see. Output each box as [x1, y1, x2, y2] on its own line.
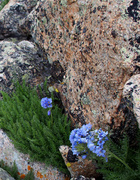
[37, 171, 44, 178]
[5, 157, 8, 160]
[17, 172, 20, 175]
[44, 174, 47, 178]
[40, 174, 43, 178]
[20, 174, 26, 179]
[27, 165, 31, 171]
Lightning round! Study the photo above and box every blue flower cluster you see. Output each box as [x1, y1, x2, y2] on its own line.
[41, 97, 52, 115]
[69, 123, 108, 161]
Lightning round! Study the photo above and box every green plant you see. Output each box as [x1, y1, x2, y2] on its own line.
[0, 0, 9, 11]
[0, 80, 71, 174]
[69, 124, 140, 179]
[97, 129, 140, 180]
[0, 160, 34, 180]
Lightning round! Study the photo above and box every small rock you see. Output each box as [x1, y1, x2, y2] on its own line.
[70, 175, 95, 180]
[0, 168, 15, 180]
[123, 74, 140, 128]
[59, 145, 100, 179]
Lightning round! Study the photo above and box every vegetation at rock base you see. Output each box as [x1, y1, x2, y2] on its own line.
[0, 80, 71, 174]
[96, 128, 140, 180]
[0, 160, 34, 180]
[70, 123, 140, 180]
[0, 0, 9, 11]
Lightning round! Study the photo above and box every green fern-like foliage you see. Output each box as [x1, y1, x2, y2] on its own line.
[0, 80, 71, 174]
[97, 129, 140, 180]
[0, 160, 34, 180]
[0, 0, 9, 11]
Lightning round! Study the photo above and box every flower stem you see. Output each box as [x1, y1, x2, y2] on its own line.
[109, 151, 133, 171]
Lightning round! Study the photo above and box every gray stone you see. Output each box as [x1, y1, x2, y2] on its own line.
[123, 74, 140, 128]
[59, 145, 99, 178]
[0, 38, 51, 96]
[0, 0, 38, 39]
[0, 129, 66, 180]
[0, 168, 15, 180]
[0, 2, 28, 39]
[70, 175, 95, 180]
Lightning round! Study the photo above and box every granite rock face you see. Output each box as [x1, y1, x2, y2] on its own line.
[18, 0, 140, 131]
[0, 167, 15, 180]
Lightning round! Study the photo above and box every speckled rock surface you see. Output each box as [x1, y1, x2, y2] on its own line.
[59, 146, 99, 178]
[0, 38, 51, 96]
[0, 129, 67, 180]
[0, 168, 15, 180]
[70, 175, 95, 180]
[123, 74, 140, 128]
[0, 0, 38, 39]
[19, 0, 140, 131]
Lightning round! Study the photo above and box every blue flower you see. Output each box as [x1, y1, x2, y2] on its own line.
[87, 140, 96, 152]
[47, 110, 51, 116]
[96, 149, 106, 157]
[69, 129, 79, 144]
[97, 140, 105, 147]
[105, 156, 108, 162]
[41, 97, 52, 109]
[80, 137, 87, 143]
[80, 123, 92, 136]
[72, 147, 79, 156]
[81, 155, 87, 159]
[87, 131, 96, 141]
[69, 124, 108, 161]
[98, 129, 108, 140]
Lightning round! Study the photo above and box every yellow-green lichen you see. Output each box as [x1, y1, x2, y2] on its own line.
[47, 55, 53, 64]
[66, 163, 71, 167]
[81, 93, 90, 105]
[4, 46, 15, 54]
[120, 47, 134, 62]
[135, 98, 140, 102]
[22, 74, 29, 82]
[60, 0, 67, 7]
[79, 4, 87, 16]
[42, 17, 47, 25]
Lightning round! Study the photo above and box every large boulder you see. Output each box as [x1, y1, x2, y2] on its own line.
[18, 0, 140, 133]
